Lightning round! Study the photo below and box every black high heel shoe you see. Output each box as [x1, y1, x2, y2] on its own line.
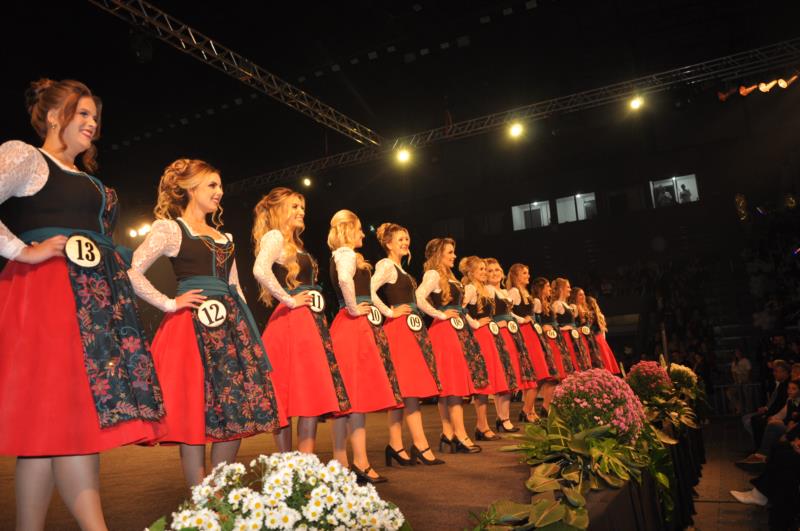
[474, 428, 501, 441]
[439, 434, 456, 453]
[496, 418, 520, 433]
[351, 463, 388, 484]
[518, 411, 527, 423]
[384, 445, 414, 467]
[410, 445, 445, 465]
[453, 438, 482, 454]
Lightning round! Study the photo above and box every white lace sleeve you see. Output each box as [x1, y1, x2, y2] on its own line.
[508, 287, 521, 306]
[533, 298, 542, 313]
[416, 270, 447, 320]
[370, 258, 397, 318]
[333, 247, 360, 316]
[552, 300, 566, 315]
[128, 219, 181, 312]
[226, 234, 246, 303]
[0, 141, 49, 260]
[253, 230, 295, 308]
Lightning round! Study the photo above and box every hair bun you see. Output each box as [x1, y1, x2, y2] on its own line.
[24, 78, 55, 114]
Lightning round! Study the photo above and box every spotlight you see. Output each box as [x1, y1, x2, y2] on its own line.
[717, 88, 736, 102]
[759, 80, 777, 93]
[629, 96, 643, 110]
[508, 122, 524, 138]
[129, 229, 138, 238]
[302, 177, 312, 187]
[739, 84, 757, 96]
[778, 75, 798, 89]
[396, 148, 411, 164]
[137, 224, 151, 236]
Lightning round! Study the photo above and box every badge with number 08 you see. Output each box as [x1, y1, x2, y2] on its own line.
[571, 329, 580, 339]
[450, 316, 465, 330]
[367, 305, 383, 326]
[488, 321, 500, 336]
[581, 326, 591, 335]
[406, 314, 423, 332]
[507, 321, 519, 334]
[65, 234, 101, 268]
[308, 290, 326, 313]
[198, 299, 227, 328]
[534, 323, 543, 335]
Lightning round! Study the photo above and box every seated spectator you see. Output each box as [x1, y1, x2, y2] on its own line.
[741, 360, 790, 449]
[792, 362, 800, 382]
[737, 379, 800, 465]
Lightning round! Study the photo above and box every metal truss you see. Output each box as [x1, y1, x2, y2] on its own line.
[225, 36, 800, 195]
[89, 0, 382, 147]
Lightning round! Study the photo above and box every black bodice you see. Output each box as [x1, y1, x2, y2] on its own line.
[429, 279, 464, 308]
[329, 255, 371, 300]
[377, 263, 416, 306]
[514, 292, 533, 317]
[0, 155, 108, 235]
[466, 287, 495, 320]
[495, 293, 511, 315]
[272, 251, 317, 289]
[555, 303, 575, 326]
[170, 220, 233, 280]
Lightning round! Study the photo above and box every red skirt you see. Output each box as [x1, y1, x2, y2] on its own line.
[428, 319, 476, 397]
[0, 258, 165, 456]
[560, 330, 584, 373]
[472, 326, 510, 395]
[545, 332, 571, 379]
[595, 333, 621, 374]
[149, 309, 286, 444]
[262, 304, 345, 417]
[382, 316, 440, 399]
[500, 328, 536, 391]
[330, 310, 402, 413]
[519, 325, 558, 382]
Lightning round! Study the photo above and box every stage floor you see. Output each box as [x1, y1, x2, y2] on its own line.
[0, 405, 773, 530]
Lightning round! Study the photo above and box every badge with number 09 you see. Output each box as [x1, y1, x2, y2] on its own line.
[581, 326, 591, 335]
[570, 329, 580, 339]
[65, 234, 101, 268]
[450, 316, 465, 330]
[534, 323, 543, 335]
[406, 314, 423, 332]
[308, 290, 326, 313]
[488, 322, 500, 336]
[507, 321, 519, 334]
[367, 305, 383, 326]
[546, 329, 558, 339]
[197, 299, 227, 328]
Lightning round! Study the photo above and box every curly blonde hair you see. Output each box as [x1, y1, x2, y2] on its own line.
[375, 222, 411, 264]
[327, 209, 371, 272]
[423, 238, 457, 305]
[252, 187, 306, 305]
[483, 257, 504, 288]
[587, 296, 607, 333]
[153, 159, 222, 227]
[506, 263, 531, 304]
[459, 255, 494, 315]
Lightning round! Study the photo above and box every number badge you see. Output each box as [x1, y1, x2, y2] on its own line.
[406, 314, 423, 332]
[367, 305, 384, 326]
[533, 323, 543, 335]
[65, 234, 101, 268]
[308, 290, 326, 313]
[546, 329, 558, 339]
[570, 329, 580, 339]
[507, 321, 519, 334]
[197, 299, 227, 328]
[488, 322, 500, 336]
[450, 316, 465, 330]
[581, 326, 591, 336]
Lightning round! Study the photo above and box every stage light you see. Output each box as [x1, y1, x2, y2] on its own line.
[759, 80, 777, 93]
[629, 96, 643, 110]
[129, 229, 138, 238]
[717, 88, 736, 102]
[508, 122, 524, 138]
[778, 74, 798, 89]
[302, 177, 312, 187]
[137, 224, 151, 236]
[739, 84, 757, 96]
[396, 148, 411, 164]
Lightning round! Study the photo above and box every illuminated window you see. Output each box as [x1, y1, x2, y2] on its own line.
[511, 201, 552, 230]
[651, 174, 699, 208]
[556, 193, 597, 224]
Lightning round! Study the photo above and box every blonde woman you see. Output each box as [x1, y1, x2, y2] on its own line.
[372, 223, 444, 466]
[587, 296, 620, 374]
[535, 277, 574, 380]
[252, 187, 350, 454]
[507, 264, 559, 422]
[569, 287, 606, 370]
[416, 238, 485, 454]
[485, 258, 537, 432]
[129, 159, 282, 486]
[551, 278, 589, 372]
[327, 210, 402, 483]
[460, 256, 513, 439]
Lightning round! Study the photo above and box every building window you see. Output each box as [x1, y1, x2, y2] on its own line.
[511, 201, 552, 230]
[651, 174, 699, 208]
[556, 193, 597, 224]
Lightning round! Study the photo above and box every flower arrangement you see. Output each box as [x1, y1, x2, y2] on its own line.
[551, 368, 646, 444]
[668, 363, 698, 394]
[148, 452, 406, 531]
[626, 361, 672, 403]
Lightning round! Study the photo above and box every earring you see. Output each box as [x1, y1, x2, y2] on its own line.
[49, 123, 57, 130]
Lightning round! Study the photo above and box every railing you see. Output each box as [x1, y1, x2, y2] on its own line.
[711, 382, 764, 416]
